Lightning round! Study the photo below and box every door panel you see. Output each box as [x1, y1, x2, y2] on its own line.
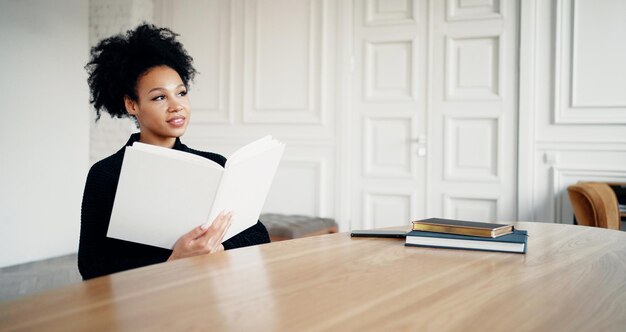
[352, 0, 427, 229]
[430, 0, 518, 221]
[351, 0, 518, 228]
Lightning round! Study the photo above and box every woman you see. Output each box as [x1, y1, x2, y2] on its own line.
[79, 24, 270, 280]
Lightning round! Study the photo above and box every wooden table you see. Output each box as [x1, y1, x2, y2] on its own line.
[2, 222, 626, 331]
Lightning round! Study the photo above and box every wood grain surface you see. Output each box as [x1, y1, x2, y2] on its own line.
[1, 222, 626, 331]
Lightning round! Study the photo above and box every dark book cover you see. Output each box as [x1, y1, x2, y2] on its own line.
[405, 229, 528, 254]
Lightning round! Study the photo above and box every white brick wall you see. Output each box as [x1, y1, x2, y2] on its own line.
[88, 0, 154, 165]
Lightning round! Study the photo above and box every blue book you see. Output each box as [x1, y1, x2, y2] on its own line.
[405, 229, 528, 254]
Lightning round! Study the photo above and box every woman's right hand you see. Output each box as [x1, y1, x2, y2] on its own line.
[167, 211, 233, 261]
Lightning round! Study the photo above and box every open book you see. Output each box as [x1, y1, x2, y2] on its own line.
[107, 136, 285, 249]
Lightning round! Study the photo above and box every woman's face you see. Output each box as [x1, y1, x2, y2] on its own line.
[125, 65, 191, 147]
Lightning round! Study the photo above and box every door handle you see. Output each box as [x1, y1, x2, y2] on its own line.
[411, 135, 427, 156]
[411, 135, 427, 144]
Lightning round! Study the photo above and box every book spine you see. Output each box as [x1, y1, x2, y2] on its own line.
[411, 224, 493, 238]
[404, 243, 525, 254]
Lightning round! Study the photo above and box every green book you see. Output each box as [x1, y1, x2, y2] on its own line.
[405, 229, 528, 254]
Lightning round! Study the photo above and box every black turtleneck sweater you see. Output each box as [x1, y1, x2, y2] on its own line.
[78, 133, 270, 280]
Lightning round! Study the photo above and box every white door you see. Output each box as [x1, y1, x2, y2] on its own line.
[429, 0, 519, 222]
[351, 0, 428, 229]
[351, 0, 519, 228]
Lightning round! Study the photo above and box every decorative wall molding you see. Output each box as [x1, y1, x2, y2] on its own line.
[363, 116, 414, 178]
[444, 116, 500, 182]
[243, 0, 325, 124]
[364, 0, 416, 26]
[443, 193, 500, 222]
[553, 0, 626, 124]
[364, 39, 417, 102]
[363, 189, 416, 229]
[446, 0, 502, 22]
[536, 141, 626, 151]
[445, 35, 502, 101]
[264, 159, 327, 216]
[156, 0, 233, 124]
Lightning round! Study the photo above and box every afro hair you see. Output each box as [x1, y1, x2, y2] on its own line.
[85, 23, 197, 120]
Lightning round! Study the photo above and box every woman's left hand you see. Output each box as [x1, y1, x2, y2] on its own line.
[167, 211, 232, 261]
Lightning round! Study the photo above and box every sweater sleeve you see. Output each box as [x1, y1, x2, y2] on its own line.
[223, 221, 271, 250]
[78, 162, 171, 280]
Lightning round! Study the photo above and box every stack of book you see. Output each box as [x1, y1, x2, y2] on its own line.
[405, 218, 528, 254]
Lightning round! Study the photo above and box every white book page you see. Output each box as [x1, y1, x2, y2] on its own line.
[206, 143, 285, 241]
[226, 136, 277, 167]
[132, 142, 223, 169]
[107, 147, 224, 249]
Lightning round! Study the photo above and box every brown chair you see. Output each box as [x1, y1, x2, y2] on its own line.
[567, 182, 620, 230]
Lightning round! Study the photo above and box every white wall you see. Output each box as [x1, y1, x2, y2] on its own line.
[519, 0, 626, 224]
[0, 0, 90, 267]
[89, 0, 154, 165]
